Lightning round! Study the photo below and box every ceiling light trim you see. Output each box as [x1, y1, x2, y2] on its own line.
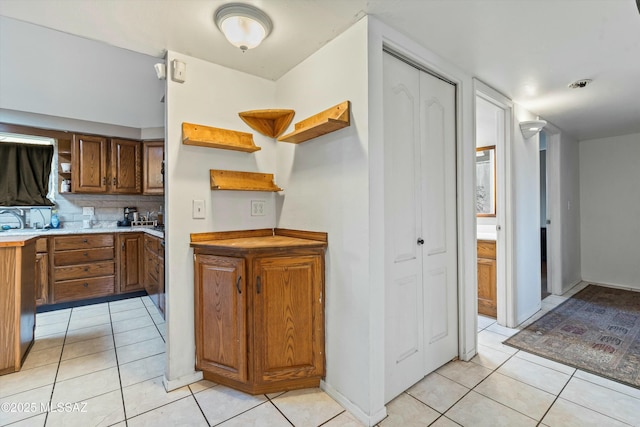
[214, 3, 273, 51]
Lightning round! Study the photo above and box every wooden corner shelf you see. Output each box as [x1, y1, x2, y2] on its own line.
[210, 170, 283, 192]
[277, 101, 350, 144]
[182, 122, 260, 153]
[238, 109, 295, 138]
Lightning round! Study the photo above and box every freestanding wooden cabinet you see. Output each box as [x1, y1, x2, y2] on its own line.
[0, 237, 36, 375]
[191, 229, 327, 394]
[477, 240, 497, 318]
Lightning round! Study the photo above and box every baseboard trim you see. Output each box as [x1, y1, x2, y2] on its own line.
[580, 279, 640, 292]
[163, 371, 203, 392]
[320, 380, 387, 427]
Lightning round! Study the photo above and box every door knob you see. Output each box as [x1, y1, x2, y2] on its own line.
[417, 238, 424, 245]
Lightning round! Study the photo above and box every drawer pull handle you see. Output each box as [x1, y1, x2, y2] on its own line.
[84, 252, 88, 256]
[256, 276, 261, 294]
[83, 283, 88, 288]
[236, 276, 242, 294]
[84, 267, 89, 272]
[83, 239, 88, 243]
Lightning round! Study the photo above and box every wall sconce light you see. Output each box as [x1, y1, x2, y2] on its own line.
[519, 120, 547, 139]
[215, 3, 273, 52]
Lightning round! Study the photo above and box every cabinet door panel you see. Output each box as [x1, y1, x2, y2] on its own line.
[35, 253, 48, 306]
[477, 257, 497, 317]
[253, 255, 324, 383]
[110, 139, 141, 194]
[195, 254, 247, 382]
[119, 233, 143, 293]
[72, 134, 108, 193]
[143, 141, 164, 195]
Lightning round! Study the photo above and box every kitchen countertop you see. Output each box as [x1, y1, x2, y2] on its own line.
[0, 226, 164, 242]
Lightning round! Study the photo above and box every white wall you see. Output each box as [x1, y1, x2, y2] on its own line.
[512, 105, 542, 324]
[580, 132, 640, 289]
[556, 129, 582, 292]
[274, 18, 377, 422]
[0, 16, 163, 129]
[164, 51, 277, 388]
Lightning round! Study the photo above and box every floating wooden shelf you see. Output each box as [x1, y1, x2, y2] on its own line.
[238, 109, 295, 138]
[278, 101, 350, 144]
[210, 170, 283, 192]
[182, 122, 260, 152]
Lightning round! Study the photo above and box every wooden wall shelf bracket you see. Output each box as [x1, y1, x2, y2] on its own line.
[182, 122, 260, 152]
[277, 101, 350, 144]
[238, 109, 295, 138]
[210, 169, 283, 192]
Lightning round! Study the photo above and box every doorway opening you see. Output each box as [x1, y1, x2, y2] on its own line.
[539, 131, 550, 299]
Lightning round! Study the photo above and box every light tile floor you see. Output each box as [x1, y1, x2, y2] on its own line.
[2, 282, 639, 426]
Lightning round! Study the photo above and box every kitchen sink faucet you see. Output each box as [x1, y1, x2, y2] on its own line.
[0, 208, 26, 229]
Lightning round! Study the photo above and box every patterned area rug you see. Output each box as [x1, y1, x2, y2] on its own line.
[504, 284, 640, 388]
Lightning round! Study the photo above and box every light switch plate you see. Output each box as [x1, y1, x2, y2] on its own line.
[82, 206, 94, 216]
[251, 200, 266, 216]
[193, 200, 205, 219]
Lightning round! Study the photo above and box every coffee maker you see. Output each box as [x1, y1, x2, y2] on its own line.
[118, 206, 137, 227]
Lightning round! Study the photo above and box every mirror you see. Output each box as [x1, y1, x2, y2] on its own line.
[476, 145, 496, 217]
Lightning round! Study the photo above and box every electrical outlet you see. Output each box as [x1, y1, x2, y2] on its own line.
[193, 200, 205, 219]
[251, 200, 266, 216]
[82, 207, 94, 216]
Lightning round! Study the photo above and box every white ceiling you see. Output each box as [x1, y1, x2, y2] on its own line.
[1, 0, 639, 140]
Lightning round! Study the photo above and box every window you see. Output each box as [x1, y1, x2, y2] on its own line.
[0, 132, 55, 206]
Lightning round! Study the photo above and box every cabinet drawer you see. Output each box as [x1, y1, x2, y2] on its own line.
[35, 237, 48, 253]
[54, 234, 114, 251]
[54, 261, 115, 281]
[54, 247, 114, 266]
[53, 276, 115, 303]
[477, 240, 496, 259]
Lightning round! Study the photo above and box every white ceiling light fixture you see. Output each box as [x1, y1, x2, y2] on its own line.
[215, 3, 273, 52]
[519, 120, 547, 139]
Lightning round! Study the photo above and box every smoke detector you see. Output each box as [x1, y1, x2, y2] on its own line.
[568, 79, 593, 89]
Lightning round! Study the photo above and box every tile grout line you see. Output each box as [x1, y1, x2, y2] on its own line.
[189, 384, 213, 426]
[317, 409, 347, 426]
[42, 308, 73, 426]
[262, 396, 295, 427]
[107, 301, 129, 427]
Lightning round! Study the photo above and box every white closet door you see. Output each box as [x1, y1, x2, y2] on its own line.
[383, 52, 458, 402]
[419, 70, 458, 374]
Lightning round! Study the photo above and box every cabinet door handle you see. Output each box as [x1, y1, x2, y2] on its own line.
[236, 276, 242, 294]
[256, 276, 261, 294]
[417, 238, 424, 245]
[113, 177, 117, 185]
[102, 177, 106, 185]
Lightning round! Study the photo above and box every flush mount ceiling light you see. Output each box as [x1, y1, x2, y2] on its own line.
[215, 3, 273, 52]
[519, 120, 547, 139]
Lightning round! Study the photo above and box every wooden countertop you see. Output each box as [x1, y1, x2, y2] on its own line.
[190, 228, 327, 251]
[0, 235, 37, 248]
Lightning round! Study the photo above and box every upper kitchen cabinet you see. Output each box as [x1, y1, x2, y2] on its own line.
[110, 139, 142, 194]
[143, 140, 164, 195]
[72, 134, 108, 193]
[71, 134, 142, 194]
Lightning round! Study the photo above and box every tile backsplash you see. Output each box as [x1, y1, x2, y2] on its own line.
[0, 194, 164, 230]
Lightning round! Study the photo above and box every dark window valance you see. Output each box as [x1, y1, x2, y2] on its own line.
[0, 142, 54, 206]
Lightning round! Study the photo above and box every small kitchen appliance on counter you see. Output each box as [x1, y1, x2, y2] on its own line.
[117, 206, 138, 227]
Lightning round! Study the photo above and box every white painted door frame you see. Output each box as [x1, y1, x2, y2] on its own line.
[541, 122, 562, 295]
[473, 79, 517, 327]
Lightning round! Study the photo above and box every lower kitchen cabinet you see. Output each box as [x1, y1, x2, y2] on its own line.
[144, 234, 165, 317]
[191, 228, 327, 394]
[477, 239, 497, 318]
[118, 233, 144, 293]
[34, 237, 48, 306]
